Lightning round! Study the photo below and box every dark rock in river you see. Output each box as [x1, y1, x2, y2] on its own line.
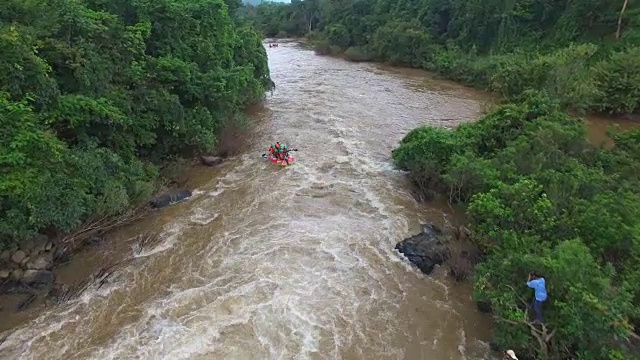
[395, 223, 449, 275]
[201, 156, 223, 167]
[150, 189, 193, 209]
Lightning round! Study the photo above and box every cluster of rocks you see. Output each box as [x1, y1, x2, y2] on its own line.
[0, 235, 57, 288]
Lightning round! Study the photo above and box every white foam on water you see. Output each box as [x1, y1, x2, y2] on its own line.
[133, 222, 185, 259]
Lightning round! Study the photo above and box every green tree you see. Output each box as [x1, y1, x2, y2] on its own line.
[0, 0, 271, 247]
[393, 93, 640, 358]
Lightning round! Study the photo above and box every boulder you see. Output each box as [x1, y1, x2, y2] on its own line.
[20, 256, 31, 267]
[454, 225, 472, 240]
[22, 270, 55, 289]
[33, 235, 49, 253]
[11, 250, 27, 264]
[45, 241, 54, 252]
[27, 254, 53, 270]
[476, 301, 493, 314]
[201, 156, 223, 167]
[395, 223, 449, 275]
[0, 250, 10, 262]
[20, 239, 35, 253]
[449, 250, 471, 282]
[0, 270, 9, 279]
[10, 269, 24, 281]
[150, 189, 193, 209]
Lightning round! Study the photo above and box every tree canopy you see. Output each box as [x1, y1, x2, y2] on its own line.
[0, 0, 272, 246]
[243, 0, 640, 115]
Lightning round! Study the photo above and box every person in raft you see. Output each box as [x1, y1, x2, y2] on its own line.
[268, 142, 281, 158]
[504, 349, 518, 360]
[527, 272, 548, 323]
[272, 142, 291, 160]
[268, 143, 276, 158]
[281, 144, 291, 160]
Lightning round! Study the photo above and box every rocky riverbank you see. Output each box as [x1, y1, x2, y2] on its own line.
[0, 155, 226, 318]
[0, 236, 57, 288]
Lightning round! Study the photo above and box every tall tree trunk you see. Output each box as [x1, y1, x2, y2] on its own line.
[616, 0, 630, 39]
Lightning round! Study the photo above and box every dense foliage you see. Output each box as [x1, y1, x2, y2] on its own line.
[0, 0, 272, 247]
[239, 0, 321, 38]
[243, 0, 640, 115]
[393, 92, 640, 359]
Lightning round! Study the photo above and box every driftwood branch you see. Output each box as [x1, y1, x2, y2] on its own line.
[53, 259, 127, 305]
[61, 206, 150, 247]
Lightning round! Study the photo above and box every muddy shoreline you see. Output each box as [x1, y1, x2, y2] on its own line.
[0, 155, 231, 333]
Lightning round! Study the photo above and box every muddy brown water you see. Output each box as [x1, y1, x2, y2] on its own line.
[0, 41, 636, 360]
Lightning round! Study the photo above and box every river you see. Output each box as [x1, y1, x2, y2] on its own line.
[0, 41, 503, 359]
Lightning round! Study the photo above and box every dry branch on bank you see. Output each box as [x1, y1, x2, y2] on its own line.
[60, 206, 151, 250]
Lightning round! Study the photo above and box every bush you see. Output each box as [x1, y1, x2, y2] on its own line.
[313, 39, 333, 55]
[393, 93, 640, 359]
[344, 46, 372, 62]
[0, 0, 271, 245]
[593, 47, 640, 114]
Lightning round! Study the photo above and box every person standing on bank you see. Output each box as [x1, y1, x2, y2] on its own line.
[527, 272, 548, 323]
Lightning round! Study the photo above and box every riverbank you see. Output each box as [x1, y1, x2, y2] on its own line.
[301, 36, 640, 358]
[392, 90, 640, 359]
[294, 36, 640, 146]
[0, 0, 273, 315]
[308, 38, 640, 122]
[0, 100, 264, 330]
[0, 153, 230, 332]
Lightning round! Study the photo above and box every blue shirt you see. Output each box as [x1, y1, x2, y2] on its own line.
[527, 278, 547, 301]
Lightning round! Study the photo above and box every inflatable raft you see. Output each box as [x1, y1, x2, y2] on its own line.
[268, 154, 295, 166]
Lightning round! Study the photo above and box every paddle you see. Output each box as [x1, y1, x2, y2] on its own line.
[261, 148, 299, 157]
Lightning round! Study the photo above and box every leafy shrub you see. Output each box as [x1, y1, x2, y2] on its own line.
[393, 93, 640, 358]
[344, 46, 372, 62]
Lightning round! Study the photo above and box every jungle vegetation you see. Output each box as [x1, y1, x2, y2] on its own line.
[0, 0, 272, 247]
[243, 0, 640, 114]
